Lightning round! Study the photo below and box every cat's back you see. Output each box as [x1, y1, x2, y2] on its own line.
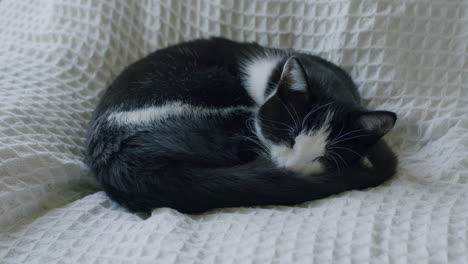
[92, 38, 263, 118]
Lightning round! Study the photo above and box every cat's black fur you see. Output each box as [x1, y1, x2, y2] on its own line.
[85, 37, 397, 214]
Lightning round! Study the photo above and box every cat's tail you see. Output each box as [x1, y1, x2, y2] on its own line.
[101, 140, 397, 214]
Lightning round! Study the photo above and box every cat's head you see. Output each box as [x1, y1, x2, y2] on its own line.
[255, 57, 397, 176]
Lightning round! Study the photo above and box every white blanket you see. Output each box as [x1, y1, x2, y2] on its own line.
[1, 0, 468, 263]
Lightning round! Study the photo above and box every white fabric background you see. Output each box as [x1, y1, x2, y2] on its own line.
[1, 0, 468, 263]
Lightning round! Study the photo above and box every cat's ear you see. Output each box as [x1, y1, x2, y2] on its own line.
[356, 111, 397, 137]
[276, 57, 308, 98]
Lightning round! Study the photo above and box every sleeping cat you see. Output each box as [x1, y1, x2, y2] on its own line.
[85, 37, 397, 214]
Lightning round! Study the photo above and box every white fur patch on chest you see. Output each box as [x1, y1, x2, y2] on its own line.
[107, 101, 253, 125]
[241, 56, 283, 105]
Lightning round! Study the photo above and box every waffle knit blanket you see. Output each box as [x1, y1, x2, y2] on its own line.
[1, 0, 468, 263]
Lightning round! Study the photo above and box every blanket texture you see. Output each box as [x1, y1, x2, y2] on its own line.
[1, 0, 468, 263]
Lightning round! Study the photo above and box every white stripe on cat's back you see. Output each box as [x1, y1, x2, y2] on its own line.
[108, 102, 187, 124]
[241, 56, 283, 105]
[107, 102, 254, 125]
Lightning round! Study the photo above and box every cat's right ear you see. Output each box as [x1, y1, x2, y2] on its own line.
[346, 110, 397, 149]
[276, 57, 309, 99]
[354, 111, 397, 141]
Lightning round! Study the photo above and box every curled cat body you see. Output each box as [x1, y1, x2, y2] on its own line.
[85, 37, 397, 214]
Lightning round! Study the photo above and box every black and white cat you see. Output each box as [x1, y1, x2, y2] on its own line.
[85, 37, 397, 214]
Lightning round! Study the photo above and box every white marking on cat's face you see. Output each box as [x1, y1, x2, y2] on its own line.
[270, 127, 329, 176]
[241, 56, 283, 105]
[255, 112, 333, 176]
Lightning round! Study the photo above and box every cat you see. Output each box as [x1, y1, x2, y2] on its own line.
[85, 37, 397, 214]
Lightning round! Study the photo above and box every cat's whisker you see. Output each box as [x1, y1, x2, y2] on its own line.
[252, 146, 270, 158]
[332, 128, 368, 143]
[301, 102, 333, 129]
[257, 118, 297, 137]
[277, 128, 295, 133]
[326, 151, 341, 173]
[242, 136, 270, 157]
[332, 134, 372, 145]
[258, 117, 294, 130]
[328, 150, 349, 169]
[330, 123, 345, 145]
[287, 101, 301, 127]
[278, 98, 299, 130]
[329, 146, 362, 159]
[301, 105, 319, 129]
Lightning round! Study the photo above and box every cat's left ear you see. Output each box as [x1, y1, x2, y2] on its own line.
[356, 111, 397, 137]
[276, 57, 309, 98]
